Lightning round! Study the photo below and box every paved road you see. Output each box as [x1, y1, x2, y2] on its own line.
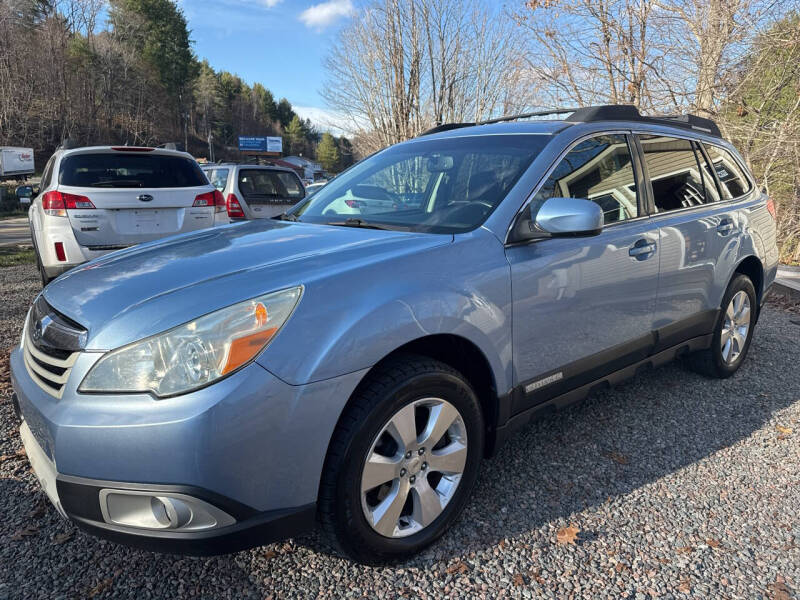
[0, 217, 30, 247]
[776, 265, 800, 298]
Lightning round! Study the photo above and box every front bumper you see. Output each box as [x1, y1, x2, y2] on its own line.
[10, 345, 366, 554]
[16, 417, 314, 554]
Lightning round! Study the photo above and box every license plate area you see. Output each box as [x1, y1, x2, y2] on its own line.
[116, 209, 179, 234]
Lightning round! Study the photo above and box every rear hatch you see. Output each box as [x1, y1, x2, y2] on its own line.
[58, 149, 215, 249]
[238, 168, 305, 219]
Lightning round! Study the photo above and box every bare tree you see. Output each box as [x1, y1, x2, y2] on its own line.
[324, 0, 528, 153]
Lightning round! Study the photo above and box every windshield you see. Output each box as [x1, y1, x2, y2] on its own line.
[59, 153, 208, 188]
[293, 135, 549, 233]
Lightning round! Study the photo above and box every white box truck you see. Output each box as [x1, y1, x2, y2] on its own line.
[0, 147, 35, 181]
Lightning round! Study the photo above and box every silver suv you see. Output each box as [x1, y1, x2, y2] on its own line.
[202, 163, 306, 220]
[11, 105, 778, 563]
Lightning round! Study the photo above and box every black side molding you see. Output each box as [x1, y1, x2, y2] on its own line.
[492, 334, 713, 454]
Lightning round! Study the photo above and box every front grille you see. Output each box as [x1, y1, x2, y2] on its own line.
[23, 329, 78, 398]
[23, 297, 86, 399]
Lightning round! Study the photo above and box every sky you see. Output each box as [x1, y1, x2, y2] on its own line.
[178, 0, 356, 135]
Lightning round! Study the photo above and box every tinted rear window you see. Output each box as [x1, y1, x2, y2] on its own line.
[59, 153, 208, 188]
[238, 169, 305, 200]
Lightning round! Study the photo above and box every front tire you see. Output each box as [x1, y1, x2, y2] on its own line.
[318, 354, 484, 563]
[687, 274, 757, 378]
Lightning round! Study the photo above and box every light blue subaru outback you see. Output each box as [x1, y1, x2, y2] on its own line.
[10, 106, 778, 563]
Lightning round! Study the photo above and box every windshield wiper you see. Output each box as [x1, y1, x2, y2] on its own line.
[326, 218, 394, 231]
[273, 212, 299, 222]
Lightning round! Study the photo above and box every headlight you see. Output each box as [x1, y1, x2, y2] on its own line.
[80, 287, 302, 398]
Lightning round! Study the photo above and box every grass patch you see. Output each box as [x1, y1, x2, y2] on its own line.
[0, 211, 27, 220]
[0, 246, 35, 267]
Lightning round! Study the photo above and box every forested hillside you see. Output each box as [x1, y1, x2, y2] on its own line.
[0, 0, 354, 168]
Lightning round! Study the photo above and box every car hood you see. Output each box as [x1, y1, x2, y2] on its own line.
[43, 220, 451, 350]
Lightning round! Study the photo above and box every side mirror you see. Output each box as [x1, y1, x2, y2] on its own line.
[15, 185, 34, 199]
[509, 197, 603, 243]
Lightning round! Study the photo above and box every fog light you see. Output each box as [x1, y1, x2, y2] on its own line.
[99, 489, 235, 532]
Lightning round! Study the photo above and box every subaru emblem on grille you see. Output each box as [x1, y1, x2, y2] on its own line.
[138, 194, 154, 202]
[33, 314, 52, 342]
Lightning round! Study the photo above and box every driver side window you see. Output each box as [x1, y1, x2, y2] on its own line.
[534, 134, 639, 224]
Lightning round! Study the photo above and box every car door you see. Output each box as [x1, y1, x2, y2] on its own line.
[506, 133, 660, 414]
[635, 134, 742, 345]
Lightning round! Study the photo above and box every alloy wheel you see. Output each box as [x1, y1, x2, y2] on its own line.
[721, 290, 751, 364]
[360, 398, 468, 538]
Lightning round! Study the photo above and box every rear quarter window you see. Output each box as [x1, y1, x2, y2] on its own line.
[702, 144, 752, 199]
[204, 168, 230, 192]
[59, 153, 208, 188]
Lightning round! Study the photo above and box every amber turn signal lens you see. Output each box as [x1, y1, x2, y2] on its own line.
[222, 328, 278, 374]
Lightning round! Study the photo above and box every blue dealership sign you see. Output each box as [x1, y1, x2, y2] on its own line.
[238, 136, 283, 153]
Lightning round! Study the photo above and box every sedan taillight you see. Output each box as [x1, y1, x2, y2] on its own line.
[193, 191, 216, 208]
[42, 191, 95, 217]
[766, 197, 776, 220]
[213, 190, 225, 213]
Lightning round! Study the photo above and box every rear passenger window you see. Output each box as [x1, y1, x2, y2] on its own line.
[702, 144, 751, 199]
[533, 134, 639, 224]
[639, 135, 710, 212]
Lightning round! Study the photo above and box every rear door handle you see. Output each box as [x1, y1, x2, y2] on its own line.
[717, 219, 735, 235]
[629, 238, 657, 260]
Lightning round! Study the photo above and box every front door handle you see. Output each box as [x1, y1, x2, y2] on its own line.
[629, 238, 657, 260]
[717, 218, 735, 235]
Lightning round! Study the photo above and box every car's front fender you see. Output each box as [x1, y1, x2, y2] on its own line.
[257, 229, 514, 396]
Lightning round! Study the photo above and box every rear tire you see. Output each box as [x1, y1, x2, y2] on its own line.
[34, 246, 51, 287]
[687, 274, 757, 378]
[318, 354, 484, 564]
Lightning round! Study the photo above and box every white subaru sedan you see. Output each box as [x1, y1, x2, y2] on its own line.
[24, 146, 226, 285]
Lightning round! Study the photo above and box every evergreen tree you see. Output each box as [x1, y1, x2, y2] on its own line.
[284, 115, 306, 155]
[317, 133, 340, 172]
[276, 98, 294, 129]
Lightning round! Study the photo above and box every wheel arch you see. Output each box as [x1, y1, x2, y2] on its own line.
[325, 334, 502, 469]
[733, 255, 764, 305]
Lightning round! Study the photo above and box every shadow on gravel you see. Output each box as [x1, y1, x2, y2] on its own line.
[405, 308, 800, 563]
[0, 296, 797, 598]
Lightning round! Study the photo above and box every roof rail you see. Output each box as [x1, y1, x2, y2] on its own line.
[566, 104, 721, 137]
[418, 104, 721, 138]
[419, 122, 476, 136]
[479, 108, 579, 125]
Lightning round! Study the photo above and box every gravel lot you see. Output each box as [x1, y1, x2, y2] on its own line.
[1, 262, 798, 599]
